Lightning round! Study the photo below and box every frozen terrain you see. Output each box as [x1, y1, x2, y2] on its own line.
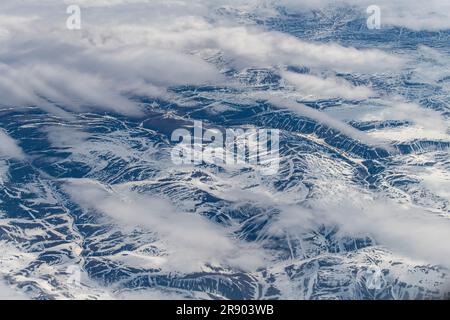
[0, 0, 449, 299]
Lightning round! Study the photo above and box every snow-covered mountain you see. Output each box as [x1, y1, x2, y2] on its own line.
[0, 0, 449, 299]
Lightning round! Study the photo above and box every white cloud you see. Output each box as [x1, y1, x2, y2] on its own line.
[266, 96, 394, 150]
[0, 0, 406, 117]
[262, 183, 450, 268]
[0, 0, 417, 159]
[0, 130, 25, 160]
[44, 125, 90, 149]
[321, 199, 450, 268]
[0, 279, 28, 300]
[282, 71, 374, 100]
[357, 97, 449, 142]
[63, 179, 266, 273]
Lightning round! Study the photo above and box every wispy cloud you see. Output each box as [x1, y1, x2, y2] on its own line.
[269, 198, 450, 268]
[0, 279, 28, 300]
[63, 179, 266, 273]
[0, 130, 25, 160]
[282, 71, 374, 100]
[0, 0, 404, 117]
[266, 96, 394, 150]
